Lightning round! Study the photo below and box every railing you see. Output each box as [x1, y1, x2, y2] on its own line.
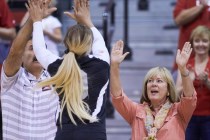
[99, 0, 116, 53]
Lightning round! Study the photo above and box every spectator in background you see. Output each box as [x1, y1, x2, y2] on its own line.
[20, 0, 62, 56]
[0, 0, 16, 75]
[0, 0, 59, 139]
[176, 25, 210, 140]
[110, 40, 196, 140]
[172, 0, 210, 74]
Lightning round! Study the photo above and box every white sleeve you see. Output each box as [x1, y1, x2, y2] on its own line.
[91, 27, 110, 64]
[32, 21, 60, 69]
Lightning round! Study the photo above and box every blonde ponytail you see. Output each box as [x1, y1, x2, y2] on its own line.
[37, 52, 98, 125]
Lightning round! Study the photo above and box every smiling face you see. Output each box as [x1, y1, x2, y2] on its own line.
[193, 33, 210, 56]
[190, 26, 210, 56]
[22, 40, 43, 73]
[147, 74, 168, 106]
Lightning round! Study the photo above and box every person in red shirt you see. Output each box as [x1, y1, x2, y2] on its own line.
[0, 0, 16, 75]
[176, 25, 210, 140]
[173, 0, 210, 72]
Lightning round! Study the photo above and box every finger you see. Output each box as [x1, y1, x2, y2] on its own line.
[48, 7, 57, 14]
[186, 42, 191, 51]
[86, 0, 90, 7]
[81, 0, 86, 8]
[122, 52, 130, 59]
[188, 47, 192, 55]
[45, 0, 52, 6]
[204, 71, 209, 76]
[30, 0, 36, 9]
[75, 0, 81, 9]
[112, 42, 118, 51]
[115, 40, 123, 51]
[118, 40, 124, 52]
[183, 42, 189, 51]
[176, 49, 180, 56]
[27, 0, 32, 8]
[25, 3, 30, 11]
[64, 11, 75, 19]
[79, 0, 82, 7]
[73, 0, 77, 9]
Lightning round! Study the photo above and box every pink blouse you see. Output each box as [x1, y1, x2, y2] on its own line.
[112, 90, 197, 140]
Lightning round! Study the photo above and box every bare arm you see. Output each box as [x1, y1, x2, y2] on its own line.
[110, 40, 129, 97]
[4, 18, 33, 77]
[0, 27, 16, 40]
[110, 64, 122, 97]
[176, 70, 183, 95]
[176, 42, 195, 97]
[175, 5, 205, 26]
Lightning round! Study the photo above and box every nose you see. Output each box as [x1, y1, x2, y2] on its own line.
[198, 41, 204, 46]
[151, 81, 158, 86]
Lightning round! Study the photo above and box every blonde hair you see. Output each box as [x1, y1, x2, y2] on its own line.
[37, 24, 97, 125]
[140, 67, 179, 104]
[190, 25, 210, 54]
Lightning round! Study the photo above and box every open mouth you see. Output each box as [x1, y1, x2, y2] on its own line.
[151, 90, 158, 95]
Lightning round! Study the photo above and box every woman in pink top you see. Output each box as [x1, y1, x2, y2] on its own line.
[110, 40, 197, 140]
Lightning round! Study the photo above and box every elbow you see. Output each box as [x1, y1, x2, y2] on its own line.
[174, 18, 182, 26]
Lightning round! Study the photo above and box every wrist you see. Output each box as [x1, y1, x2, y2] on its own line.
[180, 69, 190, 77]
[32, 19, 42, 23]
[111, 62, 120, 68]
[85, 22, 94, 28]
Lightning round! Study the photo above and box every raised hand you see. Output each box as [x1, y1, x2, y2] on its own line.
[111, 40, 129, 65]
[25, 0, 43, 22]
[64, 0, 93, 27]
[176, 42, 192, 71]
[26, 0, 57, 22]
[42, 0, 57, 18]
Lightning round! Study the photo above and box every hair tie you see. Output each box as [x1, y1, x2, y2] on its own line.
[64, 49, 69, 54]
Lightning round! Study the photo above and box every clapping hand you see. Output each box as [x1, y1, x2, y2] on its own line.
[199, 0, 208, 6]
[111, 40, 129, 65]
[197, 71, 209, 83]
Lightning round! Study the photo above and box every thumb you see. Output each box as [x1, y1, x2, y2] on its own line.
[48, 7, 57, 14]
[122, 52, 130, 60]
[64, 11, 75, 19]
[177, 49, 180, 55]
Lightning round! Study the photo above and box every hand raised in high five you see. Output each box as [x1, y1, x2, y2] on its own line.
[176, 42, 192, 71]
[111, 40, 129, 66]
[25, 0, 57, 22]
[64, 0, 93, 28]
